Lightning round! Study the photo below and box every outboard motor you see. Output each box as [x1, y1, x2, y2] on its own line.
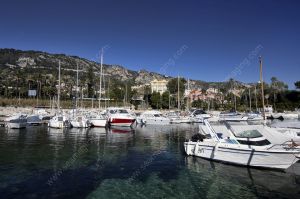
[191, 133, 206, 142]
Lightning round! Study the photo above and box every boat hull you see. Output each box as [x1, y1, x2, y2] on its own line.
[140, 118, 170, 125]
[109, 118, 136, 127]
[184, 141, 300, 170]
[7, 122, 27, 129]
[70, 121, 89, 128]
[170, 118, 192, 124]
[89, 119, 107, 127]
[48, 121, 65, 129]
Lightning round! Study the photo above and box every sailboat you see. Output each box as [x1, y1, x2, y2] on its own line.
[70, 62, 89, 128]
[48, 61, 70, 129]
[87, 48, 107, 128]
[168, 76, 193, 123]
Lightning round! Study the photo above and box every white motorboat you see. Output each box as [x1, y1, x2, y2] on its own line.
[137, 110, 170, 125]
[269, 120, 300, 141]
[184, 120, 300, 170]
[190, 109, 211, 123]
[88, 112, 107, 127]
[247, 112, 264, 121]
[166, 111, 192, 124]
[219, 111, 248, 122]
[271, 127, 300, 142]
[270, 120, 300, 129]
[48, 114, 70, 129]
[5, 114, 27, 129]
[106, 108, 136, 127]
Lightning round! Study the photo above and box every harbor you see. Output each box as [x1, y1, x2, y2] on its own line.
[0, 120, 300, 198]
[1, 0, 300, 198]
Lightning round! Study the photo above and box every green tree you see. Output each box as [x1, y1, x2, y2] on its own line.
[161, 91, 170, 109]
[143, 85, 152, 107]
[167, 77, 186, 96]
[150, 91, 161, 109]
[87, 66, 95, 98]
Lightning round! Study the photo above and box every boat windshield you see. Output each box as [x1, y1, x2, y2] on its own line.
[193, 110, 207, 115]
[237, 139, 271, 146]
[235, 129, 263, 138]
[154, 114, 162, 117]
[118, 109, 129, 114]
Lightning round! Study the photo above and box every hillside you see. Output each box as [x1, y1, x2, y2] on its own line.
[0, 48, 170, 85]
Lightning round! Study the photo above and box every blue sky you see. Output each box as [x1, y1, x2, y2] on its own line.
[1, 0, 299, 88]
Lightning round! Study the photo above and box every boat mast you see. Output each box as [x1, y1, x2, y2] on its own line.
[255, 85, 258, 111]
[177, 75, 180, 110]
[187, 78, 190, 111]
[58, 60, 61, 111]
[249, 86, 251, 112]
[76, 62, 79, 108]
[259, 56, 266, 120]
[99, 49, 103, 110]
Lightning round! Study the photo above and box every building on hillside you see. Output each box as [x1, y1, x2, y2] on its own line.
[206, 87, 219, 94]
[187, 88, 223, 103]
[150, 79, 168, 94]
[131, 84, 150, 94]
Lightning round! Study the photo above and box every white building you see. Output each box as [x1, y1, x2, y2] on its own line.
[150, 79, 168, 94]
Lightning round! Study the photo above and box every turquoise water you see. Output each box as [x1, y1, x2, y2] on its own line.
[0, 124, 299, 199]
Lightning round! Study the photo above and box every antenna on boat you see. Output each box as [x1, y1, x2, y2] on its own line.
[259, 56, 266, 120]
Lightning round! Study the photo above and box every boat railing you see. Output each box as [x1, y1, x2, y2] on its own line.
[266, 140, 300, 150]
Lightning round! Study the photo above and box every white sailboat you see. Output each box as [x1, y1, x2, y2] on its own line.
[87, 111, 107, 127]
[48, 61, 70, 129]
[70, 62, 89, 128]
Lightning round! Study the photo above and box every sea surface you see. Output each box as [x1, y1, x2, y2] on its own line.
[0, 121, 300, 199]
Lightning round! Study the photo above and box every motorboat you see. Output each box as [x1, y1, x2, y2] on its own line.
[166, 111, 192, 124]
[106, 108, 136, 127]
[219, 111, 248, 122]
[271, 120, 300, 129]
[190, 109, 211, 123]
[87, 112, 107, 127]
[269, 120, 300, 141]
[5, 113, 27, 129]
[247, 112, 264, 121]
[184, 120, 300, 170]
[137, 110, 170, 125]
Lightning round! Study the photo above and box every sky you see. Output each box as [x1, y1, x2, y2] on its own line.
[1, 0, 300, 89]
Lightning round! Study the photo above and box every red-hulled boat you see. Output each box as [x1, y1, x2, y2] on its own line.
[106, 108, 136, 127]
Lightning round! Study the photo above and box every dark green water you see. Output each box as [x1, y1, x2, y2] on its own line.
[0, 124, 299, 199]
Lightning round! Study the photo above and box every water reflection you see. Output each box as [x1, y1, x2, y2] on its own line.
[185, 157, 300, 198]
[0, 124, 299, 199]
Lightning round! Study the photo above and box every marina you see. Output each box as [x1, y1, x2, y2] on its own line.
[1, 0, 300, 198]
[0, 120, 300, 198]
